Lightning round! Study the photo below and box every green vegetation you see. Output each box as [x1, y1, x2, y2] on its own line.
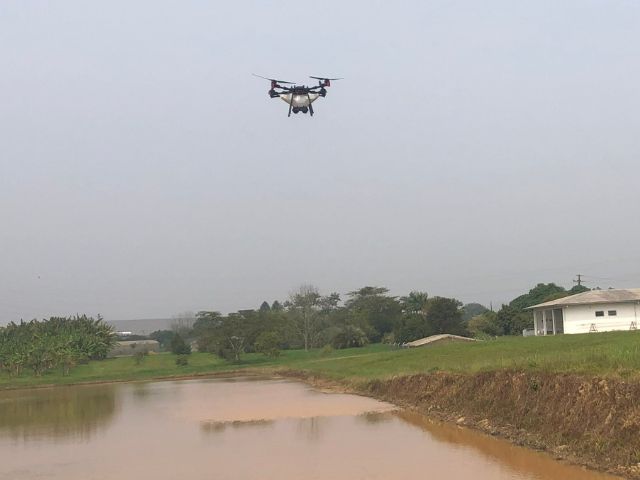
[0, 316, 116, 377]
[170, 333, 192, 355]
[1, 282, 604, 386]
[182, 282, 589, 360]
[2, 330, 640, 389]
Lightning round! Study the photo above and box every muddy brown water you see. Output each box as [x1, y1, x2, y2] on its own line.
[0, 377, 621, 480]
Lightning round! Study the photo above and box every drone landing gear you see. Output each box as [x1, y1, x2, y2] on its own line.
[308, 103, 314, 117]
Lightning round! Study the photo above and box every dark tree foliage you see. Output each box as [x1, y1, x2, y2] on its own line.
[509, 283, 567, 311]
[195, 311, 250, 362]
[345, 287, 402, 342]
[170, 333, 192, 355]
[426, 297, 466, 335]
[467, 311, 502, 337]
[175, 355, 189, 367]
[149, 330, 175, 350]
[399, 291, 429, 314]
[569, 285, 590, 295]
[496, 305, 532, 335]
[254, 331, 281, 357]
[461, 303, 489, 322]
[394, 313, 432, 344]
[188, 281, 586, 355]
[330, 325, 369, 349]
[259, 301, 271, 313]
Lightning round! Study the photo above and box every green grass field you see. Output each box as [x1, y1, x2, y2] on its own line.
[2, 330, 640, 389]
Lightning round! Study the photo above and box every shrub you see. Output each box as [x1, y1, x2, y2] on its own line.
[175, 355, 189, 367]
[134, 350, 147, 365]
[381, 332, 395, 344]
[330, 325, 369, 349]
[170, 333, 192, 355]
[254, 331, 281, 358]
[320, 344, 334, 357]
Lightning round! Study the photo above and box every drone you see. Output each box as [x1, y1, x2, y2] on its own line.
[254, 74, 342, 117]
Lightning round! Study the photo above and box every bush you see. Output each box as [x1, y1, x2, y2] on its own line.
[175, 355, 189, 367]
[134, 351, 147, 365]
[0, 315, 116, 377]
[254, 331, 281, 358]
[468, 312, 502, 337]
[381, 332, 395, 344]
[330, 325, 369, 349]
[170, 333, 192, 355]
[320, 344, 334, 357]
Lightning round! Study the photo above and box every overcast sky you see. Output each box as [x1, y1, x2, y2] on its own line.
[1, 0, 639, 322]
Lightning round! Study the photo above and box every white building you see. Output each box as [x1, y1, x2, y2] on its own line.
[528, 288, 640, 335]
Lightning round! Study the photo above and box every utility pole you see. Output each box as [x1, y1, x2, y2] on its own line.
[574, 274, 584, 287]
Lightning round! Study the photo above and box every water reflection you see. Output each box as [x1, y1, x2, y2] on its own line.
[356, 411, 395, 425]
[397, 411, 612, 480]
[0, 385, 117, 441]
[201, 418, 275, 434]
[295, 416, 326, 441]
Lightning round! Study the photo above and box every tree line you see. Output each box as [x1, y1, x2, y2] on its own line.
[150, 282, 587, 362]
[0, 315, 116, 376]
[0, 282, 588, 374]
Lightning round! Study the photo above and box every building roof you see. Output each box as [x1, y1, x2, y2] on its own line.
[403, 334, 477, 347]
[528, 288, 640, 309]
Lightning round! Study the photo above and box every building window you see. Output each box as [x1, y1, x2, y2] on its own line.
[608, 310, 617, 316]
[595, 311, 604, 317]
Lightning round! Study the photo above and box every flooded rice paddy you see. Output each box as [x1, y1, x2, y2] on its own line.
[0, 377, 620, 480]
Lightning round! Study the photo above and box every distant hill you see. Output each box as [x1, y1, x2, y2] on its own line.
[107, 318, 174, 335]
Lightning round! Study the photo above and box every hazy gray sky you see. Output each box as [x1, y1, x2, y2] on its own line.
[1, 0, 639, 322]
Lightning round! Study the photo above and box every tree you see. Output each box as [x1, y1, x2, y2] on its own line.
[345, 286, 402, 342]
[569, 285, 590, 295]
[194, 312, 248, 362]
[462, 303, 489, 322]
[149, 330, 175, 350]
[289, 285, 322, 351]
[393, 314, 432, 343]
[170, 333, 192, 355]
[330, 325, 369, 349]
[254, 331, 281, 357]
[259, 301, 271, 313]
[467, 311, 501, 337]
[400, 291, 429, 314]
[318, 292, 341, 312]
[426, 297, 466, 335]
[509, 283, 567, 311]
[0, 315, 116, 377]
[394, 291, 431, 343]
[496, 305, 532, 335]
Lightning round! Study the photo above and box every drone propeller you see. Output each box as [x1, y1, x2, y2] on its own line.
[252, 74, 296, 85]
[310, 76, 342, 87]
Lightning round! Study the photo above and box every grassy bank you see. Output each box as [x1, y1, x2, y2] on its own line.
[2, 330, 640, 389]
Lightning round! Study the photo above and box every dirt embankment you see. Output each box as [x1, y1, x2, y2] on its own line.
[283, 370, 640, 479]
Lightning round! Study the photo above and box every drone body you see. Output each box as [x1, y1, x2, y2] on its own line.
[254, 75, 341, 117]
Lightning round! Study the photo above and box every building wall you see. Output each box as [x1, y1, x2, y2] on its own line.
[563, 302, 639, 334]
